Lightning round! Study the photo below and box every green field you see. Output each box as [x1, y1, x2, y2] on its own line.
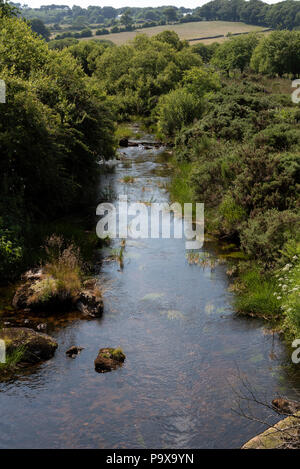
[82, 21, 266, 45]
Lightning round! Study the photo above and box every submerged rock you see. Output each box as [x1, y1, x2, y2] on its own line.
[94, 347, 125, 373]
[0, 327, 58, 364]
[66, 346, 84, 358]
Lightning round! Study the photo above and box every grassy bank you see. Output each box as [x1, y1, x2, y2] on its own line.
[167, 71, 300, 339]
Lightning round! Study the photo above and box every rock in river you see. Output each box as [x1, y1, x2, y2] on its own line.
[119, 138, 128, 147]
[12, 269, 103, 318]
[75, 283, 104, 318]
[66, 346, 84, 358]
[94, 348, 126, 373]
[0, 327, 58, 364]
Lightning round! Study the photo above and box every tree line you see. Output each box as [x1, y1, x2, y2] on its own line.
[11, 0, 300, 34]
[0, 4, 115, 281]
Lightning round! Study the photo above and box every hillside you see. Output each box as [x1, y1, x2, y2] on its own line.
[81, 21, 266, 45]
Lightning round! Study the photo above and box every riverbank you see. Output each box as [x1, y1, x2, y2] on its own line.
[1, 128, 299, 448]
[161, 70, 300, 342]
[242, 411, 300, 449]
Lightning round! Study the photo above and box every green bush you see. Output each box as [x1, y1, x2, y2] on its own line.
[253, 124, 300, 151]
[240, 210, 300, 265]
[218, 193, 246, 235]
[157, 88, 203, 137]
[0, 226, 23, 282]
[232, 148, 300, 213]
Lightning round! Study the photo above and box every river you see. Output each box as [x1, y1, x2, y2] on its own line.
[0, 128, 299, 448]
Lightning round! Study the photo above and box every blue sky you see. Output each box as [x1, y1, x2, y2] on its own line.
[24, 0, 283, 9]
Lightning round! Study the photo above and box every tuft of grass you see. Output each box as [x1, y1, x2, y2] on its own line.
[122, 176, 135, 184]
[110, 347, 125, 361]
[186, 251, 217, 268]
[29, 235, 83, 305]
[234, 266, 281, 319]
[110, 241, 126, 269]
[169, 161, 194, 206]
[115, 124, 136, 141]
[0, 345, 25, 373]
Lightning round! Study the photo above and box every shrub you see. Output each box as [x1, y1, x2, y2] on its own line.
[232, 148, 300, 213]
[80, 29, 93, 38]
[157, 88, 203, 137]
[0, 222, 23, 283]
[253, 124, 300, 151]
[218, 193, 246, 236]
[240, 210, 300, 265]
[96, 28, 109, 36]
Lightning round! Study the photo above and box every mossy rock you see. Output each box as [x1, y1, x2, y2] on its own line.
[94, 347, 125, 373]
[242, 411, 300, 449]
[12, 269, 103, 317]
[0, 327, 58, 365]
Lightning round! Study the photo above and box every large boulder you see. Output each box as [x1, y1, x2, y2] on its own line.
[94, 347, 125, 373]
[242, 411, 300, 449]
[12, 269, 43, 310]
[0, 327, 58, 364]
[12, 269, 72, 312]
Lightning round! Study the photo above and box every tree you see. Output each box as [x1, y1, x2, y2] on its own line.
[0, 15, 116, 280]
[120, 9, 133, 28]
[72, 15, 87, 30]
[155, 31, 182, 51]
[164, 7, 178, 23]
[251, 30, 300, 77]
[30, 18, 50, 40]
[101, 6, 116, 19]
[0, 0, 18, 17]
[157, 87, 203, 136]
[182, 66, 221, 98]
[212, 33, 259, 73]
[144, 10, 159, 21]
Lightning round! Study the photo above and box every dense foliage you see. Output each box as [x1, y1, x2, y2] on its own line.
[1, 6, 299, 337]
[0, 15, 115, 281]
[11, 0, 300, 32]
[93, 32, 202, 120]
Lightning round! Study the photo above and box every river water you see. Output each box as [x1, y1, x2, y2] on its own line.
[0, 130, 299, 448]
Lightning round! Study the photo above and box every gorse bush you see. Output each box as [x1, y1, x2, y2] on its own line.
[167, 61, 300, 333]
[240, 210, 300, 266]
[157, 88, 202, 137]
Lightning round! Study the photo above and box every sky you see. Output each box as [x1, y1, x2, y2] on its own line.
[22, 0, 283, 9]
